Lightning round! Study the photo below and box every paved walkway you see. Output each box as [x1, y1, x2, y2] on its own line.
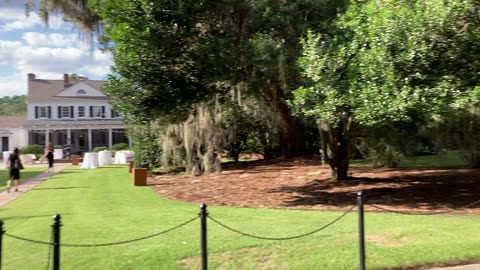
[0, 163, 69, 207]
[430, 264, 480, 270]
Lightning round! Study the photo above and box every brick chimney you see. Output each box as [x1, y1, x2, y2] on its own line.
[27, 73, 35, 81]
[63, 73, 71, 87]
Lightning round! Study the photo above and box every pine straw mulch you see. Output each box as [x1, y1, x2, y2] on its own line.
[148, 156, 480, 214]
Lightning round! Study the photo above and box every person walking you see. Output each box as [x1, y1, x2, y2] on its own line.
[7, 148, 23, 193]
[46, 143, 54, 172]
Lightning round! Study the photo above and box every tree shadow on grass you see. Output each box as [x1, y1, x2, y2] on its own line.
[0, 213, 70, 221]
[270, 168, 480, 210]
[32, 186, 90, 190]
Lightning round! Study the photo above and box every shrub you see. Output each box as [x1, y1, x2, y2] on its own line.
[20, 144, 44, 155]
[54, 145, 62, 149]
[93, 146, 108, 152]
[111, 143, 130, 151]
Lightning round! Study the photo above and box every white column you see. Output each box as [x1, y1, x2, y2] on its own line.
[45, 129, 50, 147]
[108, 128, 113, 148]
[88, 128, 92, 152]
[67, 129, 71, 145]
[128, 136, 132, 147]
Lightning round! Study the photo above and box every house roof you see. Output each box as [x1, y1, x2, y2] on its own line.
[0, 116, 26, 128]
[27, 79, 106, 101]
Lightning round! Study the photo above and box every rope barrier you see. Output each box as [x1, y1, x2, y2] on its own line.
[4, 216, 198, 248]
[4, 233, 52, 245]
[208, 205, 356, 240]
[60, 216, 198, 247]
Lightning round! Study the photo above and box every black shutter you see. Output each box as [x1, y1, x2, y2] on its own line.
[35, 106, 38, 118]
[48, 106, 51, 118]
[70, 106, 74, 118]
[58, 106, 62, 119]
[102, 106, 105, 118]
[89, 106, 93, 118]
[111, 109, 114, 118]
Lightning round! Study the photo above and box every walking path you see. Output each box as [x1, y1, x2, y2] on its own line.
[430, 264, 480, 270]
[0, 163, 69, 207]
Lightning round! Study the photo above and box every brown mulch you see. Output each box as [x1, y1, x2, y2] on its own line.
[148, 156, 480, 213]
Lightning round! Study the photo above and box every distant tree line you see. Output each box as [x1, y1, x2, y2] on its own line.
[0, 95, 26, 115]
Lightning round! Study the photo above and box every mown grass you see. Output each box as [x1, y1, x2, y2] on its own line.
[0, 165, 479, 269]
[0, 166, 47, 191]
[352, 152, 467, 169]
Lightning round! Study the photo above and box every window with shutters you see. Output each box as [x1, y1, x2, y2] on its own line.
[92, 106, 103, 118]
[38, 106, 48, 118]
[60, 106, 71, 118]
[112, 110, 122, 118]
[78, 106, 85, 118]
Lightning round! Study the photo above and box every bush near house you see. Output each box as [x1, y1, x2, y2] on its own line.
[20, 144, 44, 158]
[93, 146, 109, 152]
[111, 143, 130, 151]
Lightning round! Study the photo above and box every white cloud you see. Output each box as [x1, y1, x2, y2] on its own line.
[0, 72, 28, 96]
[0, 40, 22, 64]
[23, 32, 77, 47]
[0, 1, 112, 97]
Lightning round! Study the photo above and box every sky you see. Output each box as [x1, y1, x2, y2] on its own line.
[0, 0, 113, 97]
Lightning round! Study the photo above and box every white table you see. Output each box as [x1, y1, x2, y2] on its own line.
[3, 151, 12, 168]
[81, 152, 99, 169]
[114, 150, 134, 164]
[98, 150, 112, 166]
[53, 149, 63, 160]
[20, 154, 34, 164]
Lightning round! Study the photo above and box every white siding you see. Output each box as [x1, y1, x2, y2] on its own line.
[27, 101, 118, 120]
[56, 82, 106, 97]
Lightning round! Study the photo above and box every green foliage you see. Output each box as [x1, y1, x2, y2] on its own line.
[428, 107, 480, 168]
[0, 95, 26, 115]
[290, 0, 480, 177]
[20, 145, 44, 156]
[93, 146, 108, 152]
[129, 122, 161, 170]
[111, 143, 130, 151]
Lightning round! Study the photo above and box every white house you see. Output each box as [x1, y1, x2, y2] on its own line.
[0, 116, 28, 151]
[25, 73, 130, 154]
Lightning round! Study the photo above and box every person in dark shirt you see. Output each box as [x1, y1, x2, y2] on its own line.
[7, 148, 22, 193]
[46, 143, 54, 172]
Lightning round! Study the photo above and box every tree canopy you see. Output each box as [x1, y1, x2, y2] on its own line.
[290, 0, 480, 179]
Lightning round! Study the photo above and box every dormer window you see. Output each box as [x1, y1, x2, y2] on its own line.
[77, 89, 86, 94]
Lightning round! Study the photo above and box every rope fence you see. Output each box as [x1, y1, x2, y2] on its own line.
[208, 204, 356, 241]
[1, 190, 479, 270]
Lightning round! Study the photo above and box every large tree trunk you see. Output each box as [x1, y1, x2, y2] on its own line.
[271, 85, 306, 157]
[318, 116, 355, 180]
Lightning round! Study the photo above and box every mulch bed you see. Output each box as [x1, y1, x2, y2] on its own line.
[148, 156, 480, 213]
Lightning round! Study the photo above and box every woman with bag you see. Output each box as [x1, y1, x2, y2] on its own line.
[46, 143, 54, 172]
[7, 148, 23, 193]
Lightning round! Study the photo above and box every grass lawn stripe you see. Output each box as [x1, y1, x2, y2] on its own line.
[0, 165, 479, 269]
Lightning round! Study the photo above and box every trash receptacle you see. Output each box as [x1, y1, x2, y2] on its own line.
[71, 155, 79, 165]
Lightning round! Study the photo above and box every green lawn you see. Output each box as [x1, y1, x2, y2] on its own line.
[0, 166, 47, 191]
[0, 165, 479, 269]
[352, 152, 467, 168]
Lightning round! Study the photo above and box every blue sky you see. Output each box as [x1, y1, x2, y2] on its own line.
[0, 0, 112, 97]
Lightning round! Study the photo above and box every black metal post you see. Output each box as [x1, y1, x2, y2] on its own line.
[357, 191, 366, 270]
[200, 203, 208, 270]
[0, 220, 4, 270]
[52, 214, 62, 270]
